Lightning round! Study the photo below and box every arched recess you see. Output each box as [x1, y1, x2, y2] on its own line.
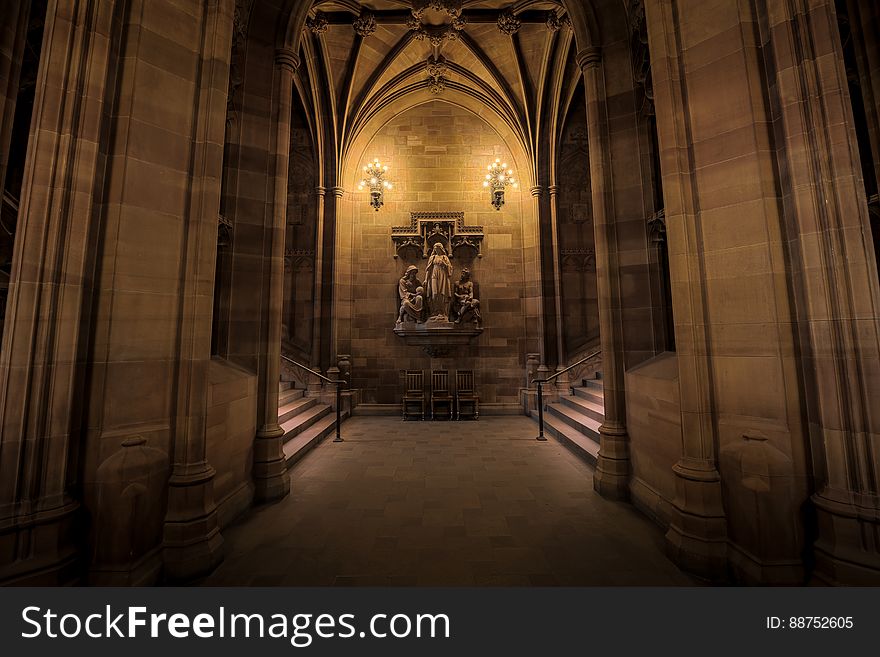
[335, 97, 538, 408]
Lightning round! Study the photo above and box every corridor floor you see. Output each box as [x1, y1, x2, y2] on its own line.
[202, 416, 697, 586]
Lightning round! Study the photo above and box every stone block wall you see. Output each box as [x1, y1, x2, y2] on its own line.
[335, 101, 538, 408]
[206, 359, 256, 528]
[625, 352, 681, 527]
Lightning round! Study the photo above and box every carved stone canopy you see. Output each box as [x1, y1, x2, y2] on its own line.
[392, 211, 484, 261]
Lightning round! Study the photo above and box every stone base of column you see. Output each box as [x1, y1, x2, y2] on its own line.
[554, 367, 570, 395]
[594, 422, 630, 500]
[162, 466, 224, 582]
[253, 424, 289, 503]
[90, 545, 164, 586]
[664, 458, 728, 580]
[0, 500, 82, 585]
[811, 487, 880, 586]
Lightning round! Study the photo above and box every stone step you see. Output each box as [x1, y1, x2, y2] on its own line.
[279, 387, 305, 407]
[573, 385, 603, 405]
[279, 380, 293, 393]
[283, 413, 338, 467]
[278, 395, 317, 424]
[545, 401, 602, 440]
[281, 403, 332, 443]
[560, 394, 605, 424]
[530, 409, 600, 466]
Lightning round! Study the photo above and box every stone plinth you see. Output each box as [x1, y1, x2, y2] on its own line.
[393, 319, 482, 357]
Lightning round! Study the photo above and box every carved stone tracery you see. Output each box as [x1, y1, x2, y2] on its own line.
[392, 211, 484, 260]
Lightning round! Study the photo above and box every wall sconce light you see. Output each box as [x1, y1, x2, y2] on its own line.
[483, 158, 517, 210]
[358, 158, 392, 211]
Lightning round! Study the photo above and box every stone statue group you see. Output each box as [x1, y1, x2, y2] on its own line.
[396, 243, 482, 326]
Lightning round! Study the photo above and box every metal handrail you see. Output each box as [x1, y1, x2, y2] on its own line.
[530, 349, 601, 442]
[281, 354, 344, 385]
[530, 349, 601, 385]
[280, 354, 345, 442]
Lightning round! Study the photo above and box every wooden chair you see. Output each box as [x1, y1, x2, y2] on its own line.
[455, 370, 479, 420]
[430, 370, 453, 420]
[402, 370, 425, 420]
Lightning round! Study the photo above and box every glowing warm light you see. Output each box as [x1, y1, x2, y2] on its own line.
[359, 160, 392, 211]
[483, 157, 517, 211]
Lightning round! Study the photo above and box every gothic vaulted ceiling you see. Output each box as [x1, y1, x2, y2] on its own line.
[295, 0, 587, 185]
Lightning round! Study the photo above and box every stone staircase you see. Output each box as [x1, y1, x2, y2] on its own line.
[278, 381, 340, 467]
[530, 378, 604, 465]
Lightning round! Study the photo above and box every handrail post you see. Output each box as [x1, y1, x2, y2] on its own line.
[333, 382, 343, 442]
[536, 381, 547, 441]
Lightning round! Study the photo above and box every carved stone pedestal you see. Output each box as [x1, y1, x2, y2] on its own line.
[393, 319, 482, 357]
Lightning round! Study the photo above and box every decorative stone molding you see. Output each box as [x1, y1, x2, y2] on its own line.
[576, 47, 602, 71]
[331, 186, 345, 198]
[546, 11, 571, 33]
[391, 211, 484, 260]
[353, 11, 377, 38]
[393, 323, 482, 358]
[647, 208, 666, 244]
[411, 0, 463, 19]
[426, 55, 448, 94]
[529, 185, 544, 198]
[315, 185, 326, 198]
[218, 213, 232, 248]
[306, 12, 329, 35]
[497, 10, 521, 36]
[275, 47, 300, 73]
[408, 0, 467, 45]
[227, 0, 256, 126]
[561, 247, 596, 273]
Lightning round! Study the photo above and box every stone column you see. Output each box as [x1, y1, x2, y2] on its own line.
[578, 48, 630, 500]
[642, 0, 728, 578]
[0, 0, 30, 192]
[162, 0, 234, 581]
[325, 186, 345, 371]
[311, 185, 326, 367]
[762, 0, 880, 585]
[253, 47, 298, 503]
[0, 0, 122, 586]
[548, 185, 569, 392]
[530, 185, 548, 369]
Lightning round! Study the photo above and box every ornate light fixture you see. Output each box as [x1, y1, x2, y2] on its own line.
[483, 158, 517, 210]
[359, 158, 393, 211]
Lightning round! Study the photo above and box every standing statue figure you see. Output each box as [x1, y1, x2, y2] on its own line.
[424, 243, 453, 320]
[452, 268, 482, 326]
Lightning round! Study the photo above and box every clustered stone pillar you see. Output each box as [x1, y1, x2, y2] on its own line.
[253, 47, 299, 503]
[762, 0, 880, 585]
[162, 0, 235, 581]
[311, 185, 327, 368]
[643, 0, 729, 578]
[548, 184, 569, 391]
[0, 0, 124, 585]
[0, 0, 30, 193]
[530, 185, 549, 373]
[578, 47, 630, 500]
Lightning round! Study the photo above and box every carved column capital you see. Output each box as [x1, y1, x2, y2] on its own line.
[315, 186, 327, 198]
[275, 47, 300, 72]
[530, 185, 544, 198]
[576, 47, 602, 71]
[331, 186, 345, 198]
[547, 185, 560, 197]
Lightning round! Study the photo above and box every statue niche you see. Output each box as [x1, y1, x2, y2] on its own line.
[391, 212, 484, 356]
[393, 260, 482, 357]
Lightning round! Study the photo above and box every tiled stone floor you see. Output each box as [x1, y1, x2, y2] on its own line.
[202, 416, 697, 586]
